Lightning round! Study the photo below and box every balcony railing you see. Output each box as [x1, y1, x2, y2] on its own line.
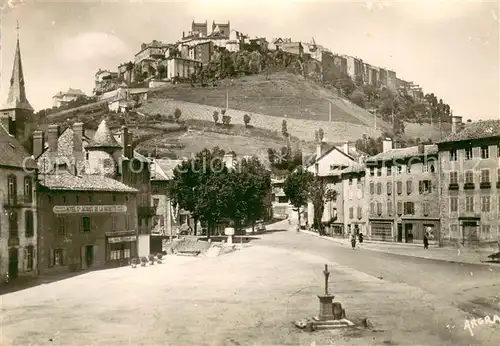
[463, 183, 475, 190]
[448, 183, 459, 190]
[480, 181, 491, 189]
[4, 194, 33, 208]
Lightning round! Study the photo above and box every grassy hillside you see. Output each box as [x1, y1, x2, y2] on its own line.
[149, 72, 394, 133]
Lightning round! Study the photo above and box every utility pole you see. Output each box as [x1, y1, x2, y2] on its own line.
[329, 102, 332, 122]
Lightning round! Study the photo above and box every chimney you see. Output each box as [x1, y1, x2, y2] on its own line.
[343, 142, 349, 155]
[382, 138, 393, 153]
[418, 143, 425, 155]
[73, 122, 84, 156]
[451, 116, 463, 133]
[48, 125, 60, 154]
[33, 131, 45, 158]
[121, 125, 129, 151]
[126, 144, 133, 159]
[316, 140, 323, 159]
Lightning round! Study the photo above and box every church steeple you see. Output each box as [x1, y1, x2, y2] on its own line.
[4, 21, 33, 111]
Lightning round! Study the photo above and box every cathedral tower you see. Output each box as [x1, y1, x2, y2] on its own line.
[0, 22, 36, 152]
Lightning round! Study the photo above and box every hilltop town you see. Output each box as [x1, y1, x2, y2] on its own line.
[1, 14, 500, 346]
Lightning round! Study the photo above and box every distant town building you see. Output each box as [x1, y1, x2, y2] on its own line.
[165, 57, 202, 81]
[52, 88, 86, 108]
[343, 55, 365, 83]
[134, 40, 171, 64]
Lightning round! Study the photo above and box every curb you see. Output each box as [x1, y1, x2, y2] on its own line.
[298, 230, 496, 267]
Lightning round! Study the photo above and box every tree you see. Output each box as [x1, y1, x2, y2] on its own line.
[213, 111, 219, 124]
[174, 108, 182, 122]
[318, 128, 324, 142]
[243, 114, 251, 127]
[283, 167, 314, 227]
[282, 119, 288, 137]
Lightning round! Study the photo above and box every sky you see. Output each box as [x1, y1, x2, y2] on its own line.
[0, 0, 498, 121]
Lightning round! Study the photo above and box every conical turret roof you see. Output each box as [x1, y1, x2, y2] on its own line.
[87, 120, 122, 149]
[2, 38, 33, 111]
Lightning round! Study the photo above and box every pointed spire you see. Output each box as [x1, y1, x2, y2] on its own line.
[2, 22, 33, 111]
[87, 120, 122, 149]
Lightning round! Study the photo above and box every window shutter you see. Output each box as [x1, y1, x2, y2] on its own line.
[93, 245, 98, 263]
[397, 201, 402, 215]
[357, 206, 361, 219]
[419, 181, 423, 194]
[387, 182, 392, 195]
[62, 249, 67, 266]
[406, 181, 412, 194]
[79, 217, 83, 232]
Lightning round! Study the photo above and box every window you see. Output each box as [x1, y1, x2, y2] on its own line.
[419, 180, 432, 194]
[26, 245, 34, 271]
[376, 168, 381, 177]
[376, 183, 382, 195]
[9, 211, 18, 237]
[481, 196, 490, 212]
[397, 165, 402, 175]
[24, 177, 32, 202]
[25, 210, 34, 237]
[387, 166, 392, 176]
[481, 225, 491, 240]
[53, 249, 64, 266]
[160, 216, 165, 227]
[357, 207, 362, 219]
[370, 182, 374, 195]
[481, 146, 489, 159]
[465, 171, 474, 184]
[450, 197, 458, 212]
[396, 181, 402, 195]
[387, 201, 393, 216]
[112, 216, 118, 231]
[480, 169, 490, 183]
[110, 250, 121, 260]
[124, 248, 131, 259]
[449, 149, 457, 161]
[348, 178, 353, 185]
[57, 216, 66, 236]
[113, 195, 117, 202]
[82, 216, 91, 232]
[404, 202, 415, 215]
[7, 174, 17, 202]
[406, 165, 411, 174]
[370, 203, 375, 215]
[369, 167, 374, 176]
[377, 202, 382, 215]
[397, 201, 403, 215]
[406, 180, 412, 194]
[387, 182, 392, 195]
[422, 162, 429, 173]
[349, 207, 354, 219]
[153, 198, 160, 207]
[465, 147, 473, 160]
[465, 196, 474, 212]
[423, 202, 430, 216]
[449, 172, 458, 184]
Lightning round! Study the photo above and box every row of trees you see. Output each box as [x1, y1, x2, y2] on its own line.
[168, 147, 271, 236]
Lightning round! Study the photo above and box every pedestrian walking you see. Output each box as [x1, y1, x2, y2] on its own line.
[358, 232, 363, 244]
[351, 233, 356, 250]
[423, 233, 429, 249]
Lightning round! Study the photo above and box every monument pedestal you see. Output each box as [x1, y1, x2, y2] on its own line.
[317, 294, 335, 320]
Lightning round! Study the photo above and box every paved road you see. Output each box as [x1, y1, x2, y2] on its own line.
[258, 224, 500, 318]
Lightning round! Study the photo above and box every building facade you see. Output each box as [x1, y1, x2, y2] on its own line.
[166, 57, 202, 80]
[52, 88, 86, 108]
[341, 163, 368, 238]
[365, 139, 440, 244]
[437, 117, 500, 248]
[0, 126, 38, 280]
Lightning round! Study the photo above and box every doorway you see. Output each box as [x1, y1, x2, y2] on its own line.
[405, 224, 414, 243]
[397, 223, 403, 242]
[462, 222, 479, 246]
[8, 248, 18, 278]
[85, 245, 94, 268]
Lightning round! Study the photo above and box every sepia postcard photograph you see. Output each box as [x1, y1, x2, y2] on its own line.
[0, 0, 499, 345]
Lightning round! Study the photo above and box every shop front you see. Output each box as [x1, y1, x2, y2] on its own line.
[401, 218, 440, 244]
[369, 218, 394, 242]
[106, 232, 137, 266]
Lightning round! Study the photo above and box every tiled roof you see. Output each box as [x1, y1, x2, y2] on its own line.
[438, 120, 500, 143]
[341, 162, 365, 174]
[37, 127, 88, 173]
[39, 172, 138, 192]
[88, 120, 122, 148]
[0, 125, 37, 169]
[367, 144, 438, 162]
[305, 142, 358, 167]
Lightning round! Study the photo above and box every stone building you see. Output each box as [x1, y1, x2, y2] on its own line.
[436, 116, 500, 248]
[341, 163, 368, 238]
[150, 159, 182, 253]
[365, 139, 440, 243]
[0, 126, 38, 281]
